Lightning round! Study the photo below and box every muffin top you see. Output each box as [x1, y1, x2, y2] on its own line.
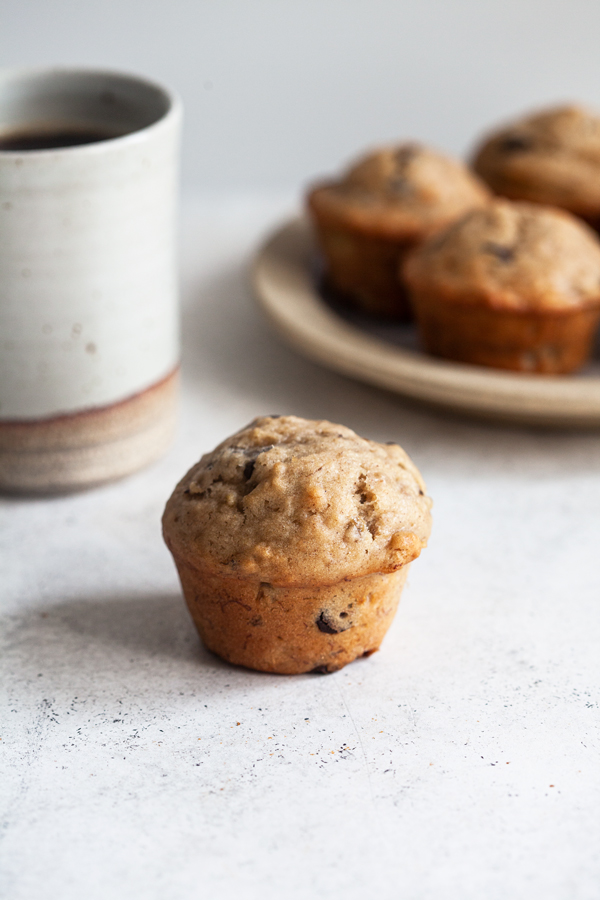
[403, 200, 600, 312]
[472, 104, 600, 218]
[162, 416, 432, 586]
[307, 143, 490, 241]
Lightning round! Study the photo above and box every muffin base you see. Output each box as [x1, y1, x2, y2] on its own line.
[412, 298, 600, 374]
[314, 222, 413, 320]
[173, 558, 409, 674]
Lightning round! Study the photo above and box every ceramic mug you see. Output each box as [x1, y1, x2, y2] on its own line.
[0, 68, 182, 492]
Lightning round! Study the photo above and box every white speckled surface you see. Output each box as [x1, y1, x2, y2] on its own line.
[2, 195, 600, 900]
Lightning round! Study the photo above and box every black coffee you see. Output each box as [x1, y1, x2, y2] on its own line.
[0, 126, 122, 151]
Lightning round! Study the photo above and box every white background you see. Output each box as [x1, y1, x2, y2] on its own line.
[3, 0, 600, 190]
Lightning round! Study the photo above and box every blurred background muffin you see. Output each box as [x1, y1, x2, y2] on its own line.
[307, 143, 490, 320]
[403, 199, 600, 374]
[472, 105, 600, 228]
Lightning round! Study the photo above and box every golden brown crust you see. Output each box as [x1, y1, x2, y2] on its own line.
[163, 416, 432, 674]
[175, 560, 408, 674]
[403, 200, 600, 374]
[308, 143, 490, 241]
[312, 223, 414, 318]
[306, 144, 490, 319]
[410, 301, 600, 374]
[403, 200, 600, 313]
[162, 415, 432, 587]
[472, 104, 600, 219]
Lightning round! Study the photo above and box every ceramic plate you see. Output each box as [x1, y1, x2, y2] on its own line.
[251, 216, 600, 427]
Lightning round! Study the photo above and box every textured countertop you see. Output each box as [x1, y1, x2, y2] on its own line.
[2, 195, 600, 900]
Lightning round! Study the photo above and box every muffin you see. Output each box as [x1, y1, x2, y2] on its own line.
[403, 200, 600, 374]
[472, 104, 600, 227]
[162, 415, 432, 674]
[307, 143, 490, 319]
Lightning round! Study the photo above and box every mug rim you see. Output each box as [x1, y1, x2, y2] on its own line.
[0, 65, 182, 156]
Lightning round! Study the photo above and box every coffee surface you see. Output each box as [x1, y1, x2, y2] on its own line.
[0, 126, 122, 151]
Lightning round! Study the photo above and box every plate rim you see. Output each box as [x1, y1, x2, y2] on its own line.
[251, 215, 600, 427]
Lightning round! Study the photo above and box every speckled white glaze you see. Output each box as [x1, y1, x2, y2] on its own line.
[0, 68, 181, 420]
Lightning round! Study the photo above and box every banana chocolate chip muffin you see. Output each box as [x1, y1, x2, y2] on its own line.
[307, 143, 490, 319]
[162, 415, 432, 674]
[403, 199, 600, 374]
[472, 104, 600, 227]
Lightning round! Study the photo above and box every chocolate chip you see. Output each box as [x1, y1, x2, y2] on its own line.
[233, 444, 275, 481]
[388, 176, 412, 196]
[310, 665, 330, 674]
[316, 611, 339, 634]
[482, 242, 515, 262]
[394, 144, 419, 167]
[499, 134, 533, 153]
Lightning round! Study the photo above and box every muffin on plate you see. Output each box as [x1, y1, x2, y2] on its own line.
[472, 104, 600, 227]
[162, 415, 432, 675]
[403, 199, 600, 374]
[307, 143, 490, 319]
